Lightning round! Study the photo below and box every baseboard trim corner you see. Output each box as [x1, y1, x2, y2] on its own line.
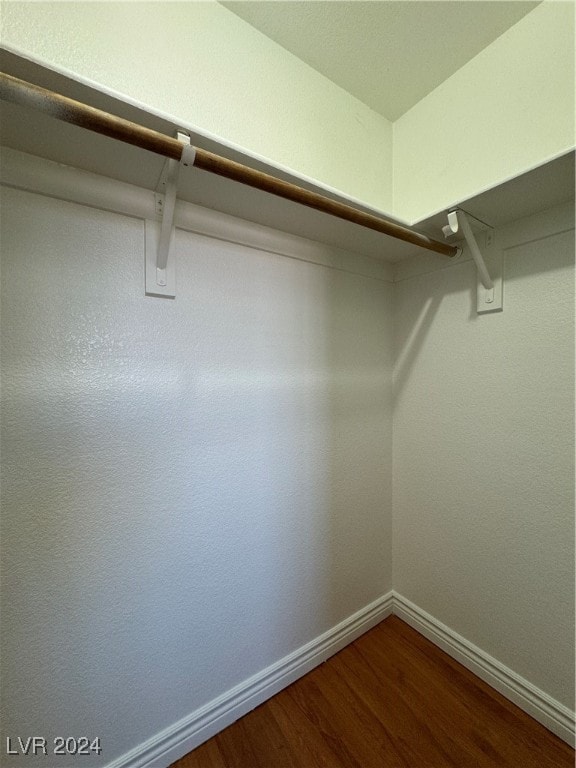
[106, 591, 394, 768]
[392, 592, 575, 747]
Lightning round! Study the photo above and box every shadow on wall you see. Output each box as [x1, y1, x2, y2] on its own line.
[395, 216, 576, 405]
[394, 292, 443, 406]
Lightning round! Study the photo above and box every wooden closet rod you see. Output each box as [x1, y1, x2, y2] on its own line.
[0, 72, 457, 258]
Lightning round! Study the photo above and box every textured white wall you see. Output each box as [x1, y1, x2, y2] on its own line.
[0, 186, 393, 766]
[393, 206, 575, 710]
[0, 1, 393, 211]
[393, 1, 575, 223]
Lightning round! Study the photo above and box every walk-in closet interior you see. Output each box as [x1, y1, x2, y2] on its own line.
[1, 2, 574, 766]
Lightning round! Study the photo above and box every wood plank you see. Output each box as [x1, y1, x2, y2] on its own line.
[173, 738, 226, 768]
[171, 616, 574, 768]
[216, 702, 301, 768]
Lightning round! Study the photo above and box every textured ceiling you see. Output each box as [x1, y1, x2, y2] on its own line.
[221, 1, 540, 121]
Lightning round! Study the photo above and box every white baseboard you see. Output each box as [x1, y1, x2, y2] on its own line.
[105, 592, 394, 768]
[107, 590, 573, 767]
[392, 593, 575, 747]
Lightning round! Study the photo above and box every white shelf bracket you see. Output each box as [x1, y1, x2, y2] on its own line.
[443, 209, 503, 314]
[145, 132, 196, 298]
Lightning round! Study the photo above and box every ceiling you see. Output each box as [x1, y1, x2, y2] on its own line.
[220, 1, 540, 121]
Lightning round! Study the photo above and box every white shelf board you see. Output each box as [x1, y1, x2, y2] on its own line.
[417, 151, 575, 240]
[1, 48, 574, 264]
[0, 49, 423, 264]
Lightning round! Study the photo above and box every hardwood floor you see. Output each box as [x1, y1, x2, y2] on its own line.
[171, 616, 574, 768]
